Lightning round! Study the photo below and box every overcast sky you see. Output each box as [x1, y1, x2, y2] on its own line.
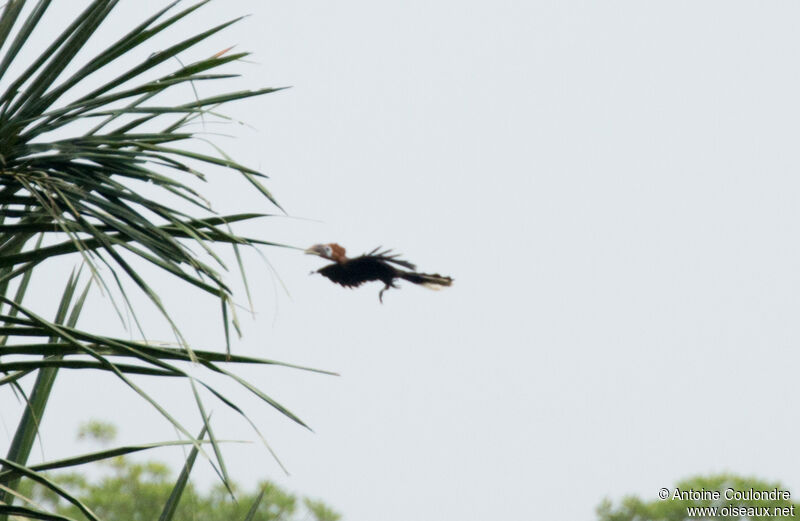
[5, 1, 800, 520]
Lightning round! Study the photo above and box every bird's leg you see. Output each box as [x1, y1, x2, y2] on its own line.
[378, 281, 398, 303]
[379, 284, 389, 303]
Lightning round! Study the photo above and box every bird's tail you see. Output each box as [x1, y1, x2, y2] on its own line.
[398, 271, 453, 290]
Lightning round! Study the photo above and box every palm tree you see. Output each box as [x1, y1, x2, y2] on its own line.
[0, 2, 325, 520]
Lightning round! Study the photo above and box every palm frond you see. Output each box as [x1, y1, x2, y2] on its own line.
[0, 2, 324, 520]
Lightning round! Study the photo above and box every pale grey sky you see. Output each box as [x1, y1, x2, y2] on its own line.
[5, 1, 800, 520]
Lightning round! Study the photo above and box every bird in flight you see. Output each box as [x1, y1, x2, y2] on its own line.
[305, 243, 453, 302]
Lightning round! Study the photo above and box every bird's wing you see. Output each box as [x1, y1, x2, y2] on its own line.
[318, 263, 365, 287]
[362, 247, 417, 271]
[317, 259, 381, 288]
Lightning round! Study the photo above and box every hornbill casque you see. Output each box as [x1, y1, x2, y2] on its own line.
[305, 243, 453, 302]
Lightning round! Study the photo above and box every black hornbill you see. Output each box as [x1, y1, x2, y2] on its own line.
[305, 243, 453, 302]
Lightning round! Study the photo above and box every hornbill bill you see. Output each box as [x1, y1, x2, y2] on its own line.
[305, 243, 453, 302]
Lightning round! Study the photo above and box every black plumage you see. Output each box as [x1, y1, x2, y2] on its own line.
[306, 244, 452, 302]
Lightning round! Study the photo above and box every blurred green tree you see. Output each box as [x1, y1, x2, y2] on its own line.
[21, 421, 340, 521]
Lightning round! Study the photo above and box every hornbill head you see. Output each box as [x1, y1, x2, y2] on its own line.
[304, 243, 347, 262]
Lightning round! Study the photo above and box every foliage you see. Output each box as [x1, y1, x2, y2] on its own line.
[0, 2, 332, 520]
[77, 423, 117, 445]
[597, 474, 799, 521]
[19, 422, 340, 521]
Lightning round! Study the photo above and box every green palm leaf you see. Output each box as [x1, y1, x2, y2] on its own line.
[0, 2, 325, 520]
